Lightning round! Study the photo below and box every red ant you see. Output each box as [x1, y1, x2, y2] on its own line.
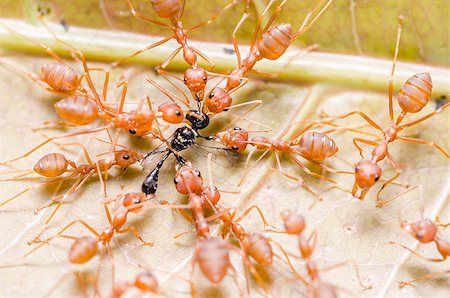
[25, 192, 154, 296]
[214, 123, 353, 200]
[390, 217, 449, 287]
[203, 0, 333, 114]
[276, 210, 370, 296]
[0, 142, 141, 221]
[0, 22, 185, 140]
[321, 17, 449, 206]
[114, 0, 238, 101]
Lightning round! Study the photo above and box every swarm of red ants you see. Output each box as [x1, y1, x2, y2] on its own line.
[0, 0, 449, 297]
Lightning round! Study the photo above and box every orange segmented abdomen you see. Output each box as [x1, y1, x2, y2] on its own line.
[33, 153, 69, 177]
[68, 236, 98, 264]
[197, 238, 230, 283]
[256, 23, 293, 60]
[150, 0, 180, 18]
[243, 233, 273, 266]
[295, 132, 338, 162]
[41, 63, 79, 94]
[397, 72, 432, 113]
[54, 95, 98, 125]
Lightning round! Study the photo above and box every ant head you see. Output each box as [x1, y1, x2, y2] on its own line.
[126, 109, 156, 136]
[174, 164, 204, 195]
[355, 160, 382, 189]
[402, 219, 437, 243]
[115, 149, 140, 167]
[68, 236, 98, 264]
[150, 0, 181, 19]
[186, 109, 210, 130]
[204, 87, 232, 114]
[123, 192, 148, 213]
[201, 186, 220, 209]
[158, 102, 184, 124]
[281, 210, 305, 234]
[218, 128, 248, 152]
[184, 67, 207, 100]
[134, 271, 159, 293]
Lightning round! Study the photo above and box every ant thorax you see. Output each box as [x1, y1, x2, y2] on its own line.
[170, 126, 197, 152]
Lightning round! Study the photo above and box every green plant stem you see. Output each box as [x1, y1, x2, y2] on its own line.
[0, 19, 448, 96]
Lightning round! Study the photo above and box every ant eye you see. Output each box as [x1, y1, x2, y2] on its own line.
[174, 178, 179, 184]
[375, 175, 380, 181]
[232, 146, 239, 151]
[195, 170, 201, 177]
[203, 77, 207, 81]
[209, 92, 215, 99]
[123, 154, 130, 160]
[233, 127, 241, 131]
[129, 129, 137, 135]
[134, 198, 141, 204]
[176, 111, 181, 116]
[183, 78, 187, 84]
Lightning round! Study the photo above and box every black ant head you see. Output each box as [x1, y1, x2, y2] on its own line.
[185, 109, 210, 130]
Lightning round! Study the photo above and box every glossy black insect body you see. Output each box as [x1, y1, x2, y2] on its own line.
[142, 151, 170, 195]
[186, 110, 210, 130]
[171, 126, 197, 151]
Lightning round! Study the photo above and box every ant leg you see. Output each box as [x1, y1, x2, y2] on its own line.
[388, 17, 403, 121]
[160, 46, 182, 69]
[289, 154, 341, 185]
[270, 240, 310, 285]
[1, 126, 108, 165]
[0, 169, 35, 181]
[353, 138, 378, 159]
[155, 69, 190, 106]
[115, 80, 129, 113]
[235, 205, 272, 228]
[319, 110, 384, 133]
[274, 167, 322, 201]
[231, 11, 250, 67]
[86, 67, 110, 101]
[435, 216, 450, 229]
[319, 260, 372, 290]
[25, 219, 100, 256]
[389, 242, 446, 262]
[186, 0, 238, 32]
[398, 102, 450, 129]
[192, 47, 215, 69]
[237, 149, 270, 187]
[0, 176, 72, 208]
[117, 225, 154, 246]
[125, 0, 169, 27]
[292, 0, 333, 40]
[250, 0, 284, 47]
[376, 153, 402, 208]
[145, 75, 189, 107]
[399, 270, 450, 288]
[396, 136, 449, 158]
[111, 36, 173, 67]
[55, 142, 94, 165]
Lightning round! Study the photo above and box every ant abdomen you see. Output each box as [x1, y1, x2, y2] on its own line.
[54, 95, 98, 125]
[150, 0, 181, 19]
[197, 238, 230, 283]
[243, 233, 273, 266]
[68, 236, 98, 264]
[295, 132, 338, 162]
[41, 62, 79, 94]
[257, 23, 293, 60]
[134, 271, 159, 293]
[33, 153, 69, 177]
[397, 72, 432, 113]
